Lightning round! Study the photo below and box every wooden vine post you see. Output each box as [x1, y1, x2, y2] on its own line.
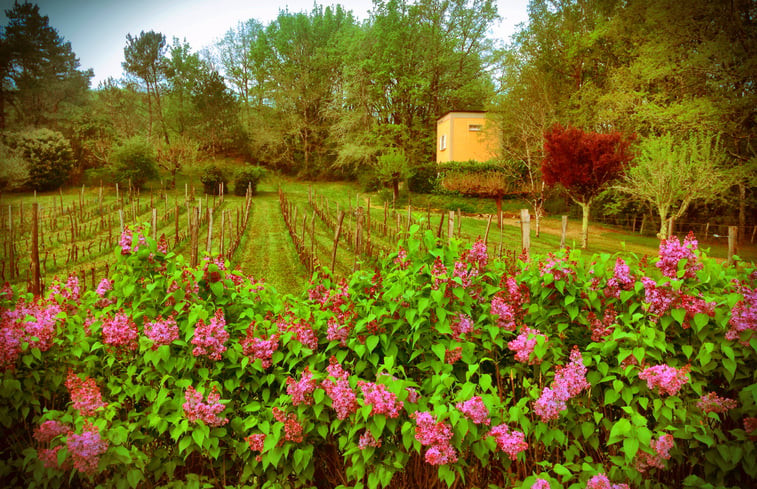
[331, 211, 346, 273]
[560, 216, 568, 248]
[520, 209, 531, 260]
[31, 203, 40, 296]
[728, 226, 738, 266]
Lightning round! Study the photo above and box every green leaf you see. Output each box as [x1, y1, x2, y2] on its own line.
[192, 428, 204, 447]
[671, 308, 686, 326]
[608, 418, 631, 445]
[127, 468, 142, 489]
[623, 437, 640, 461]
[432, 343, 446, 362]
[366, 335, 379, 353]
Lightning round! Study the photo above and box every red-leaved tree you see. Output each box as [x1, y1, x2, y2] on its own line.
[542, 125, 634, 248]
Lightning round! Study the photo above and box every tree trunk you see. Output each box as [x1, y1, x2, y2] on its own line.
[495, 195, 502, 228]
[739, 182, 746, 244]
[657, 206, 669, 240]
[392, 179, 399, 207]
[579, 201, 590, 249]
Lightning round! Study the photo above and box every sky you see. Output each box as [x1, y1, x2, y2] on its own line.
[0, 0, 530, 86]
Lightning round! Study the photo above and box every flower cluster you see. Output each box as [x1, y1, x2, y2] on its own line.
[321, 358, 358, 419]
[533, 347, 590, 422]
[272, 407, 304, 443]
[656, 233, 702, 280]
[508, 327, 547, 364]
[241, 329, 279, 369]
[358, 381, 403, 418]
[39, 445, 68, 470]
[539, 252, 577, 283]
[445, 346, 462, 364]
[641, 277, 677, 317]
[66, 421, 109, 475]
[456, 396, 490, 425]
[491, 296, 517, 331]
[35, 420, 71, 445]
[606, 258, 635, 298]
[696, 392, 738, 414]
[191, 309, 229, 360]
[452, 260, 478, 290]
[489, 423, 528, 460]
[586, 474, 630, 489]
[47, 275, 81, 307]
[726, 282, 756, 344]
[358, 430, 382, 449]
[639, 364, 690, 396]
[532, 479, 551, 489]
[119, 225, 147, 255]
[183, 386, 228, 427]
[450, 313, 476, 340]
[1, 298, 62, 367]
[101, 311, 139, 351]
[636, 433, 675, 472]
[65, 371, 107, 416]
[245, 433, 266, 460]
[465, 238, 488, 269]
[287, 367, 318, 406]
[587, 305, 616, 342]
[430, 256, 448, 290]
[326, 356, 349, 379]
[412, 411, 457, 465]
[394, 246, 410, 270]
[326, 316, 350, 346]
[277, 314, 318, 350]
[144, 315, 179, 348]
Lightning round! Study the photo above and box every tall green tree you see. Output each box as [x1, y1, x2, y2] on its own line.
[0, 2, 92, 129]
[122, 30, 170, 144]
[334, 0, 497, 174]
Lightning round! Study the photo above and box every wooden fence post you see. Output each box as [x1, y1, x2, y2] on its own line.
[448, 211, 455, 245]
[728, 226, 738, 265]
[31, 203, 40, 296]
[207, 208, 214, 254]
[190, 207, 199, 268]
[331, 211, 346, 273]
[560, 216, 568, 248]
[484, 214, 493, 244]
[520, 209, 531, 260]
[152, 208, 158, 241]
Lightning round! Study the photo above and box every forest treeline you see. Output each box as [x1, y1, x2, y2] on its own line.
[0, 0, 755, 227]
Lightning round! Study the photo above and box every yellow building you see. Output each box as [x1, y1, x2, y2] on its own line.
[436, 111, 499, 163]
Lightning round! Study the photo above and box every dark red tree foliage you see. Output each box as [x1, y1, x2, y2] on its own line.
[541, 124, 634, 203]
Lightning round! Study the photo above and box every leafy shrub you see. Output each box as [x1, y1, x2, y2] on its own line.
[109, 136, 158, 190]
[233, 166, 266, 196]
[357, 168, 382, 193]
[12, 128, 74, 191]
[0, 230, 755, 489]
[0, 141, 29, 191]
[407, 163, 439, 194]
[200, 165, 228, 195]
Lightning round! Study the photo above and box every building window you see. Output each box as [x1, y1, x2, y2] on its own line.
[439, 134, 447, 151]
[468, 124, 482, 132]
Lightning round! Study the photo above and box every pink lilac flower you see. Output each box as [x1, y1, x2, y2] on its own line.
[456, 396, 490, 425]
[326, 356, 349, 380]
[539, 252, 577, 283]
[2, 298, 62, 358]
[95, 278, 113, 297]
[65, 371, 107, 416]
[508, 327, 547, 364]
[119, 227, 133, 254]
[726, 283, 756, 344]
[412, 411, 458, 465]
[358, 381, 403, 418]
[277, 315, 318, 350]
[246, 433, 265, 451]
[430, 256, 448, 290]
[641, 277, 677, 317]
[452, 260, 478, 289]
[241, 329, 279, 369]
[587, 305, 616, 342]
[656, 233, 702, 280]
[272, 407, 304, 443]
[144, 315, 179, 348]
[491, 296, 517, 331]
[606, 258, 635, 299]
[0, 322, 23, 371]
[532, 479, 551, 489]
[394, 247, 410, 270]
[639, 364, 690, 396]
[697, 392, 738, 413]
[326, 317, 350, 346]
[405, 387, 420, 403]
[445, 346, 462, 364]
[157, 234, 169, 253]
[34, 420, 71, 444]
[586, 474, 630, 489]
[183, 386, 228, 427]
[119, 225, 147, 255]
[287, 368, 318, 406]
[321, 377, 358, 419]
[192, 309, 229, 360]
[101, 311, 139, 351]
[358, 430, 382, 449]
[66, 421, 109, 475]
[678, 293, 716, 329]
[39, 445, 67, 470]
[744, 417, 757, 437]
[450, 313, 475, 340]
[466, 239, 488, 269]
[533, 347, 590, 422]
[636, 433, 675, 472]
[489, 423, 528, 460]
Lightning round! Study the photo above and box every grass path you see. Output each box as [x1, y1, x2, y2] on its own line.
[233, 186, 309, 296]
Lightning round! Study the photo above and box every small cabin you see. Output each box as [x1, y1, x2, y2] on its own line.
[436, 111, 498, 163]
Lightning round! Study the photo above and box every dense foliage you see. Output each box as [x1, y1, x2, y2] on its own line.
[1, 226, 755, 489]
[10, 128, 74, 191]
[200, 165, 229, 196]
[233, 166, 266, 196]
[109, 136, 159, 190]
